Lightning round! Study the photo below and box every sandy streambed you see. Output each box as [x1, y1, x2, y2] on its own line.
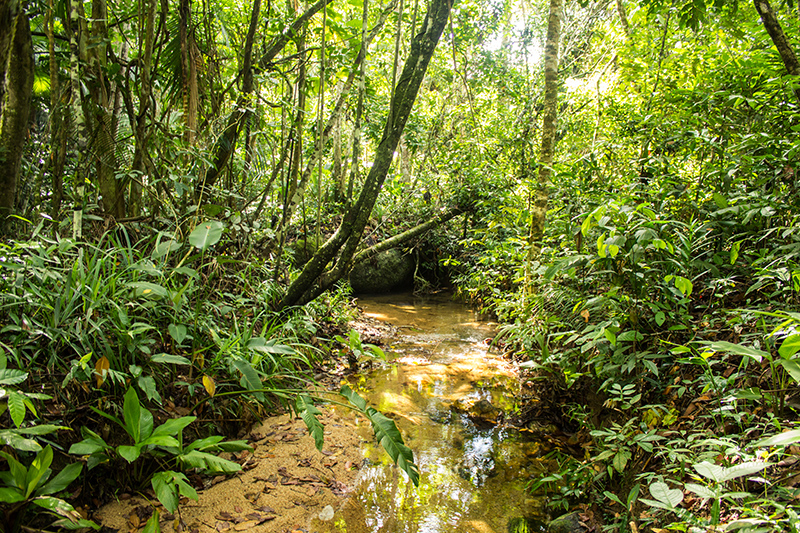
[95, 407, 366, 533]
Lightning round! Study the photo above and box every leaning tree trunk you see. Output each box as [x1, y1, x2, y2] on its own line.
[278, 0, 456, 309]
[0, 2, 33, 235]
[524, 0, 561, 287]
[753, 0, 800, 104]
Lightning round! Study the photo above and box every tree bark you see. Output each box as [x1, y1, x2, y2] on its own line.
[525, 0, 561, 274]
[277, 0, 456, 309]
[0, 2, 33, 233]
[753, 0, 800, 103]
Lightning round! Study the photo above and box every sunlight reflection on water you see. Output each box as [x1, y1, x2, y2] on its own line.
[311, 293, 548, 533]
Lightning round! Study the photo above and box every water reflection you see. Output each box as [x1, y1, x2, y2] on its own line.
[312, 293, 547, 533]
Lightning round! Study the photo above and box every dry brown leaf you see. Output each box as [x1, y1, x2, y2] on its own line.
[215, 522, 230, 532]
[233, 520, 258, 531]
[95, 356, 110, 387]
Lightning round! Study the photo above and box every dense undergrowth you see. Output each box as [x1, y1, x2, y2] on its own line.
[0, 217, 416, 531]
[448, 161, 800, 530]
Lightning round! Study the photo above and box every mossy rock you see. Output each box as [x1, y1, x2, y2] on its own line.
[547, 512, 586, 533]
[287, 237, 322, 266]
[349, 249, 415, 294]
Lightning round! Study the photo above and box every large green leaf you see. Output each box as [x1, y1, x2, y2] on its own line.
[754, 429, 800, 447]
[117, 445, 141, 463]
[25, 445, 54, 498]
[0, 369, 28, 386]
[148, 416, 196, 442]
[779, 359, 800, 383]
[230, 357, 264, 402]
[127, 281, 168, 299]
[648, 481, 683, 508]
[779, 334, 800, 359]
[247, 337, 296, 355]
[693, 461, 770, 483]
[188, 221, 224, 251]
[296, 395, 325, 451]
[150, 471, 200, 513]
[177, 450, 242, 474]
[123, 387, 153, 443]
[340, 385, 419, 486]
[38, 462, 82, 496]
[702, 341, 770, 363]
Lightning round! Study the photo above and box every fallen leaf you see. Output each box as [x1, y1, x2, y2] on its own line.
[234, 505, 243, 514]
[216, 512, 235, 521]
[215, 522, 230, 531]
[233, 520, 258, 531]
[256, 506, 277, 514]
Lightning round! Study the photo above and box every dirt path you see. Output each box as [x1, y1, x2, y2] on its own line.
[96, 406, 366, 533]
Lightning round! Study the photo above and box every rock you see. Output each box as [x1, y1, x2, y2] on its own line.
[318, 505, 335, 521]
[547, 511, 588, 533]
[450, 398, 502, 427]
[508, 517, 548, 533]
[349, 249, 415, 294]
[287, 237, 321, 266]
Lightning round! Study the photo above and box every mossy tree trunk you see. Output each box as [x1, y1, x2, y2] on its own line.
[278, 0, 456, 309]
[525, 0, 562, 283]
[0, 1, 33, 235]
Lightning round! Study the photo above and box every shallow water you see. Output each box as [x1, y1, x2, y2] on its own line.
[312, 293, 549, 533]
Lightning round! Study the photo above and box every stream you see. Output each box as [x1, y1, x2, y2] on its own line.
[313, 293, 549, 533]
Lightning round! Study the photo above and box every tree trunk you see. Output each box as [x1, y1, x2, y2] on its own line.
[128, 0, 157, 217]
[352, 204, 467, 266]
[525, 0, 561, 272]
[277, 0, 456, 309]
[753, 0, 800, 103]
[0, 2, 33, 234]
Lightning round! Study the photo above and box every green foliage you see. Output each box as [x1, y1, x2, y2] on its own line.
[69, 387, 250, 511]
[335, 329, 386, 369]
[0, 445, 99, 532]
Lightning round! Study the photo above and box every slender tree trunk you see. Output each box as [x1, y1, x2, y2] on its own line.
[349, 0, 371, 201]
[180, 0, 199, 145]
[46, 0, 65, 219]
[87, 0, 125, 219]
[754, 0, 800, 103]
[278, 0, 396, 224]
[128, 0, 157, 216]
[525, 0, 561, 279]
[278, 0, 456, 309]
[0, 2, 33, 234]
[68, 0, 87, 239]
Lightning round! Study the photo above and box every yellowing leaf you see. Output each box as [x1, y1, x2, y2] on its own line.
[203, 375, 216, 397]
[95, 357, 110, 387]
[581, 309, 590, 322]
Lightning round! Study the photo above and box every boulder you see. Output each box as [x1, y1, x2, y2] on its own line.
[349, 249, 415, 294]
[547, 512, 588, 533]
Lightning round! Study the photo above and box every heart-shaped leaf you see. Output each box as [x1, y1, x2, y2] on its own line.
[649, 481, 683, 508]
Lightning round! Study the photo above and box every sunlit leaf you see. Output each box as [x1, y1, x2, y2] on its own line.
[296, 395, 325, 451]
[648, 481, 683, 508]
[94, 357, 110, 388]
[754, 429, 800, 447]
[203, 375, 216, 397]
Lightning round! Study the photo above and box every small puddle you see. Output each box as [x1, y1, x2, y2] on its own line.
[314, 293, 549, 533]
